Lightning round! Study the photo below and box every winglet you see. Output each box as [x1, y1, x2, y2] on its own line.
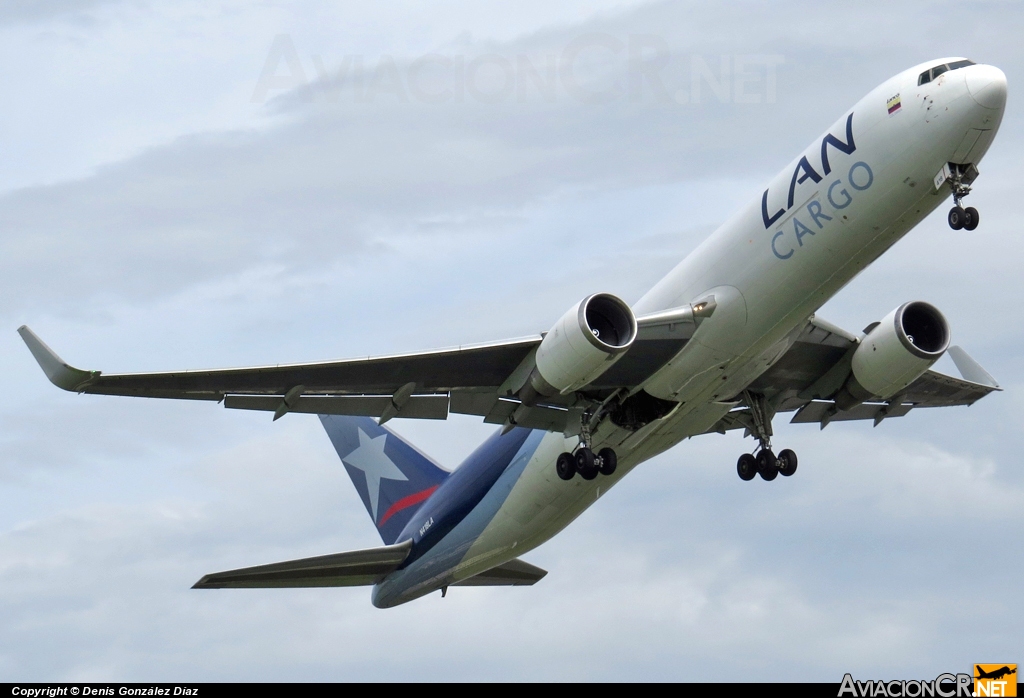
[947, 345, 1000, 389]
[17, 326, 98, 392]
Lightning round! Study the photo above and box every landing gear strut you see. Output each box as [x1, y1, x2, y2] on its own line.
[736, 391, 799, 482]
[945, 164, 979, 231]
[556, 407, 618, 482]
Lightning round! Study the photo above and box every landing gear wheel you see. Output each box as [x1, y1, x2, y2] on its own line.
[575, 447, 598, 480]
[777, 449, 798, 477]
[737, 453, 757, 481]
[556, 452, 576, 481]
[757, 450, 779, 481]
[948, 206, 966, 230]
[964, 206, 979, 231]
[597, 447, 618, 476]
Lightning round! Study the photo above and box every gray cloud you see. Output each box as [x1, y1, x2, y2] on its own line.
[6, 0, 1021, 316]
[1, 421, 1020, 680]
[0, 0, 122, 26]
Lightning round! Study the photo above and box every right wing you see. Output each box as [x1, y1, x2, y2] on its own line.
[706, 316, 1000, 434]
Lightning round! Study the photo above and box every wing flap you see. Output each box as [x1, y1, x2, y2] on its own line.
[452, 558, 547, 586]
[901, 367, 1001, 406]
[224, 393, 450, 419]
[192, 539, 412, 589]
[790, 400, 914, 424]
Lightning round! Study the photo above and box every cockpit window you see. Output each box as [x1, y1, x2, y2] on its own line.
[918, 59, 976, 85]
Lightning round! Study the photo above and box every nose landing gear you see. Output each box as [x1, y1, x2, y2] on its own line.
[942, 163, 980, 231]
[948, 205, 979, 230]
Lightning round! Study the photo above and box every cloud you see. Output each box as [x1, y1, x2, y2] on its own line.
[1, 418, 1019, 681]
[0, 0, 122, 27]
[4, 0, 1023, 324]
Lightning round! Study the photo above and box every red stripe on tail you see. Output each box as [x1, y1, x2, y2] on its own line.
[378, 485, 439, 526]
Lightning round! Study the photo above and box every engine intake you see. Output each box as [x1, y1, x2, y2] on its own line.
[836, 301, 950, 409]
[520, 293, 637, 403]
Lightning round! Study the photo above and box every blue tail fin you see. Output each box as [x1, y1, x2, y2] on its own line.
[319, 415, 449, 545]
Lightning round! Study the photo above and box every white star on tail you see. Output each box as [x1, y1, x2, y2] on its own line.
[341, 428, 408, 522]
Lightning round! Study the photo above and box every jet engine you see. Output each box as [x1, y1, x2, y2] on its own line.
[519, 293, 637, 404]
[835, 301, 950, 409]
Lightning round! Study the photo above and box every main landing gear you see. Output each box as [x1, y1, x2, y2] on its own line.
[736, 448, 797, 482]
[556, 446, 617, 481]
[736, 391, 799, 482]
[945, 164, 980, 231]
[556, 407, 618, 482]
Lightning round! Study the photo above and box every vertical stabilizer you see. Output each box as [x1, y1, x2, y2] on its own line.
[319, 415, 449, 544]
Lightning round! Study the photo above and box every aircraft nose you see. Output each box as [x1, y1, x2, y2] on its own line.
[966, 64, 1007, 111]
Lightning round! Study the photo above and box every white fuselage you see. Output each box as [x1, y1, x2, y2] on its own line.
[375, 59, 1006, 606]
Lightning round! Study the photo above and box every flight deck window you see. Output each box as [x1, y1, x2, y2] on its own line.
[918, 59, 975, 85]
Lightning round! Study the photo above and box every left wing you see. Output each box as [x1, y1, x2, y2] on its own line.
[18, 309, 697, 432]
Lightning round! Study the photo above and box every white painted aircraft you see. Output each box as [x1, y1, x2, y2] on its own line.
[19, 58, 1006, 607]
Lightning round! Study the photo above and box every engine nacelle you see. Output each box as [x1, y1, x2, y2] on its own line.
[836, 301, 950, 408]
[521, 293, 637, 402]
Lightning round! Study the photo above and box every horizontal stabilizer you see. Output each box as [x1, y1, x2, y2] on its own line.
[452, 558, 547, 587]
[192, 539, 412, 589]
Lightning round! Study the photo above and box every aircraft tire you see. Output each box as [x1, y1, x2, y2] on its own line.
[777, 449, 798, 476]
[964, 206, 979, 231]
[556, 452, 576, 481]
[757, 450, 779, 481]
[576, 448, 599, 480]
[948, 206, 966, 230]
[737, 453, 757, 481]
[598, 447, 617, 476]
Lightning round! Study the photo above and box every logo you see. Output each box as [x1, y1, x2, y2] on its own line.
[839, 673, 971, 697]
[974, 665, 1017, 697]
[838, 666, 1018, 698]
[767, 160, 874, 261]
[341, 428, 408, 522]
[761, 112, 856, 230]
[887, 93, 902, 115]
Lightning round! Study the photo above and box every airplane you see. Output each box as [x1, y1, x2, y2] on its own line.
[975, 666, 1016, 681]
[18, 57, 1007, 608]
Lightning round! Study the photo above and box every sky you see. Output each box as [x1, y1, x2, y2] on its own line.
[1, 0, 1022, 682]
